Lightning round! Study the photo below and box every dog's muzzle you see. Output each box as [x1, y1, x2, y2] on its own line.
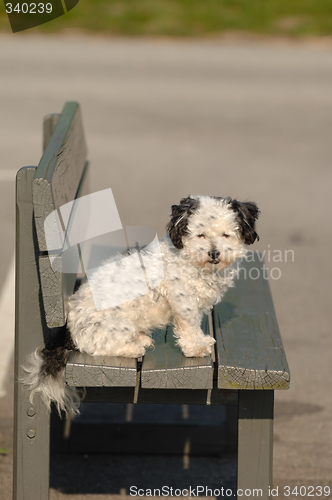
[208, 249, 220, 264]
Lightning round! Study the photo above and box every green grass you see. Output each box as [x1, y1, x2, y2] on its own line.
[1, 0, 332, 37]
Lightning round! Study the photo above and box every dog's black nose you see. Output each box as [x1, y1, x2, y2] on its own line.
[208, 249, 220, 260]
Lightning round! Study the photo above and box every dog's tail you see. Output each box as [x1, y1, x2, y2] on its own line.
[21, 330, 83, 417]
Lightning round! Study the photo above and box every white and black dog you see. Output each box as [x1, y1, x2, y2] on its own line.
[23, 195, 259, 415]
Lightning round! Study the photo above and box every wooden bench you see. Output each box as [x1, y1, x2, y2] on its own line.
[14, 101, 290, 500]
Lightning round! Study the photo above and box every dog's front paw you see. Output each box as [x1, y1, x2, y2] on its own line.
[177, 337, 213, 358]
[114, 344, 146, 358]
[197, 333, 216, 348]
[137, 333, 154, 349]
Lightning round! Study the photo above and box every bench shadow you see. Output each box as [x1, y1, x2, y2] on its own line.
[50, 403, 237, 496]
[50, 453, 237, 496]
[274, 401, 324, 418]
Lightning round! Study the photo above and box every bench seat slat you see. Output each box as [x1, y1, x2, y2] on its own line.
[214, 254, 290, 390]
[66, 351, 138, 387]
[141, 315, 214, 390]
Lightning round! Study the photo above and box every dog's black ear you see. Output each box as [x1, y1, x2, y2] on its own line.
[166, 196, 200, 249]
[229, 200, 260, 245]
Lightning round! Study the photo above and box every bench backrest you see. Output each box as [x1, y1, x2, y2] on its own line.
[32, 102, 89, 328]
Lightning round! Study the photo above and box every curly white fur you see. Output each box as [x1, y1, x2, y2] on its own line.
[68, 196, 247, 359]
[23, 195, 258, 414]
[21, 350, 83, 416]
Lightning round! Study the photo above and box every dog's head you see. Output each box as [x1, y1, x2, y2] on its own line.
[166, 195, 260, 269]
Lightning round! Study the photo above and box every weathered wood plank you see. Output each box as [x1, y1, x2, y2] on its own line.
[141, 316, 214, 390]
[33, 101, 87, 251]
[66, 351, 138, 387]
[214, 255, 290, 390]
[38, 161, 89, 327]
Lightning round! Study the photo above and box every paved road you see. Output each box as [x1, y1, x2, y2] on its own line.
[1, 34, 332, 499]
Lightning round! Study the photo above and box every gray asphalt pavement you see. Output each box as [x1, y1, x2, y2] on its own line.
[0, 33, 332, 499]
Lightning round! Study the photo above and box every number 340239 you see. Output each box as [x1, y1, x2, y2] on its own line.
[5, 3, 53, 14]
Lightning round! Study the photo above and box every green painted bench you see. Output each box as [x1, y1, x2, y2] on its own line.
[14, 101, 290, 500]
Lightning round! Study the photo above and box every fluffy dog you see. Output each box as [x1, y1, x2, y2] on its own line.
[23, 195, 259, 415]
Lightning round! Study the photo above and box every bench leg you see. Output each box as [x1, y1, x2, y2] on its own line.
[13, 384, 50, 500]
[237, 390, 274, 500]
[14, 167, 51, 499]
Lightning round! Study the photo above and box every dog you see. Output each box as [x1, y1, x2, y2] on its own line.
[22, 195, 259, 415]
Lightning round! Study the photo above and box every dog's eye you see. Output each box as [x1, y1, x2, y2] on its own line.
[197, 234, 205, 238]
[222, 233, 230, 238]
